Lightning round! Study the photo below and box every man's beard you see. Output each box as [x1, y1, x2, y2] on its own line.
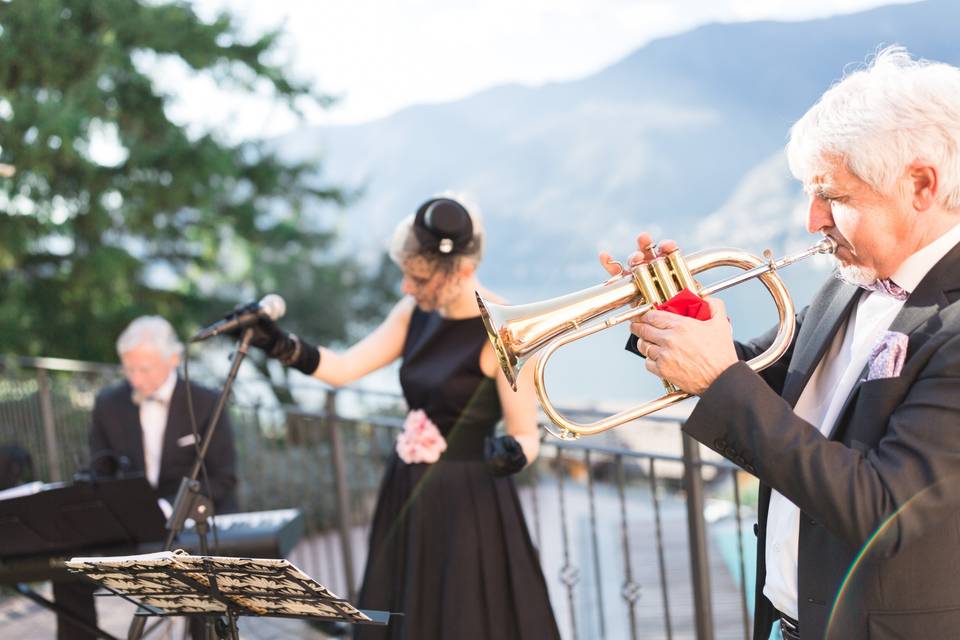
[834, 259, 878, 287]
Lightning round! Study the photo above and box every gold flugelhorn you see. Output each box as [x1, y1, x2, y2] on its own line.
[476, 236, 837, 439]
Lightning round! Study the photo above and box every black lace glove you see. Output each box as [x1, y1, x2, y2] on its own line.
[484, 435, 528, 477]
[236, 315, 321, 375]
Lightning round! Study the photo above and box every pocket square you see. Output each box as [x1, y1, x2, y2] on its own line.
[867, 331, 908, 380]
[177, 434, 198, 447]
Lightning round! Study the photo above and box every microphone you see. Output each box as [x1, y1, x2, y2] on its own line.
[191, 294, 286, 343]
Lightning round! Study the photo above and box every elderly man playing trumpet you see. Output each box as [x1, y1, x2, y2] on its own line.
[604, 47, 960, 640]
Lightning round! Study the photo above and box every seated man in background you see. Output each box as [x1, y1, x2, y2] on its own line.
[55, 315, 237, 640]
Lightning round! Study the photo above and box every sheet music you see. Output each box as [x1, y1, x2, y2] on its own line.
[0, 481, 55, 501]
[70, 550, 178, 564]
[66, 549, 371, 621]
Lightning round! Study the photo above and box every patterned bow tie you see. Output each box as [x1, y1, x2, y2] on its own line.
[132, 392, 168, 407]
[835, 273, 909, 301]
[859, 278, 909, 301]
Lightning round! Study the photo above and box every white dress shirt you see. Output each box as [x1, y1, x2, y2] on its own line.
[139, 371, 177, 489]
[763, 223, 960, 619]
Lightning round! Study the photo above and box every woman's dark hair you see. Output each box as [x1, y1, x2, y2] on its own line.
[389, 194, 484, 272]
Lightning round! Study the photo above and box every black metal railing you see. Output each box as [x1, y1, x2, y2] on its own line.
[0, 356, 758, 639]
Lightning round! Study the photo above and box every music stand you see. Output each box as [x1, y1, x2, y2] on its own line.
[67, 550, 390, 639]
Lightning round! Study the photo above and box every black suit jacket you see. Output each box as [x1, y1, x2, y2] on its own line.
[89, 378, 237, 513]
[683, 242, 960, 639]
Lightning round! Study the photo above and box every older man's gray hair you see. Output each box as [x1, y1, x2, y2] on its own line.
[116, 316, 184, 359]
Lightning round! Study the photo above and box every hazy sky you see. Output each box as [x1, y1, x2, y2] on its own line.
[175, 0, 915, 139]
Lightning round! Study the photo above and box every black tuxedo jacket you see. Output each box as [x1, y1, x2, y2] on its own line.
[684, 242, 960, 639]
[88, 378, 237, 513]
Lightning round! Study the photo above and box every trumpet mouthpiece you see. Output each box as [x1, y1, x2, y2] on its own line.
[817, 236, 838, 255]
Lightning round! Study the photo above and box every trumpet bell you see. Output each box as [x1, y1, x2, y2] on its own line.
[477, 273, 646, 392]
[477, 295, 521, 390]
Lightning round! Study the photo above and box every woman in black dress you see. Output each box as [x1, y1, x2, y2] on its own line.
[247, 196, 560, 639]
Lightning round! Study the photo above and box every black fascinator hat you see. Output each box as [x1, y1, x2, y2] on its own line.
[412, 198, 474, 255]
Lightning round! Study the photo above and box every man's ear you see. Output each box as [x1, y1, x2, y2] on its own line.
[907, 162, 938, 211]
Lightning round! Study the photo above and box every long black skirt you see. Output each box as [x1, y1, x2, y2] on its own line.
[353, 454, 560, 640]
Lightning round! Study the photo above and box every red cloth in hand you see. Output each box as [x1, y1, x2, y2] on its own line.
[655, 288, 711, 320]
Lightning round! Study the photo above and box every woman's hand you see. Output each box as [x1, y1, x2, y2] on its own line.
[484, 435, 528, 476]
[231, 317, 320, 375]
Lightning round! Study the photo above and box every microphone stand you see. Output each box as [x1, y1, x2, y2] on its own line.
[127, 329, 253, 640]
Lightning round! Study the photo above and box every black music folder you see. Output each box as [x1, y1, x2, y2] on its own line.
[66, 549, 390, 635]
[0, 476, 165, 558]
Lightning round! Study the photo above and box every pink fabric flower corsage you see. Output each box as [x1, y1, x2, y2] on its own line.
[395, 409, 447, 464]
[866, 331, 909, 380]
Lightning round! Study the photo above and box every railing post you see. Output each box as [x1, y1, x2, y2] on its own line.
[649, 458, 674, 640]
[555, 447, 580, 640]
[585, 449, 606, 640]
[616, 455, 640, 640]
[732, 470, 751, 640]
[326, 390, 357, 601]
[36, 367, 62, 482]
[682, 433, 714, 640]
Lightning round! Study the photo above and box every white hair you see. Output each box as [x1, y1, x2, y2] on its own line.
[787, 45, 960, 209]
[116, 316, 183, 359]
[388, 191, 486, 268]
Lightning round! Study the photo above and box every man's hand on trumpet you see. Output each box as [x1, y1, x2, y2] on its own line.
[599, 233, 739, 395]
[599, 232, 677, 277]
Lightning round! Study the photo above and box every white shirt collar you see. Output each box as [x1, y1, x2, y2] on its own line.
[890, 221, 960, 293]
[153, 370, 178, 403]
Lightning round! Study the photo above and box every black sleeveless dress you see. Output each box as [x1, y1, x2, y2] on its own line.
[354, 308, 560, 640]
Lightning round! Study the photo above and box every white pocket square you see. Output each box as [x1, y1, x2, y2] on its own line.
[866, 331, 908, 380]
[177, 434, 198, 447]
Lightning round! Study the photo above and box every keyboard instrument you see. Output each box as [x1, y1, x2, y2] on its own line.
[0, 508, 305, 584]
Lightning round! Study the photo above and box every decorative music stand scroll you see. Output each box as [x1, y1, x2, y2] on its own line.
[66, 549, 389, 639]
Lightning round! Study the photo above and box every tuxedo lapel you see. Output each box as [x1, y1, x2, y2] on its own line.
[158, 379, 186, 476]
[828, 243, 960, 442]
[116, 383, 147, 472]
[890, 240, 960, 342]
[781, 281, 861, 406]
[887, 287, 949, 337]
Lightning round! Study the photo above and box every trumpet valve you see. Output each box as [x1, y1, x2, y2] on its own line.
[629, 249, 701, 307]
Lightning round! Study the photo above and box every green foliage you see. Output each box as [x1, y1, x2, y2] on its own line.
[0, 0, 398, 362]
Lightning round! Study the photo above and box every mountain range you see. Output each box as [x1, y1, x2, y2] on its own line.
[277, 0, 959, 406]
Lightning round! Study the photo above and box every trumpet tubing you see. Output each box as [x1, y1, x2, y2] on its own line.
[479, 247, 702, 392]
[477, 237, 836, 439]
